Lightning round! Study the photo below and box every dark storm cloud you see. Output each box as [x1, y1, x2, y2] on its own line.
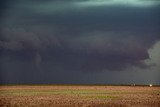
[0, 0, 160, 84]
[0, 27, 60, 51]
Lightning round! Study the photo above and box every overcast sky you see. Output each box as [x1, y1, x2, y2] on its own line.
[0, 0, 160, 84]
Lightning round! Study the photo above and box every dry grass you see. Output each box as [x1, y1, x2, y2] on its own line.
[0, 85, 160, 107]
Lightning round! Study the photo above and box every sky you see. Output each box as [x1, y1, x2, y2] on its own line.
[0, 0, 160, 84]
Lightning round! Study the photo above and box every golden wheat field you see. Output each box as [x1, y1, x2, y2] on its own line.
[0, 85, 160, 107]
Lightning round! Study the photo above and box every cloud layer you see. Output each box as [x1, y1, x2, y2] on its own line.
[0, 0, 160, 84]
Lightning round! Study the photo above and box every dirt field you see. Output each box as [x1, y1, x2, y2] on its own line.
[0, 85, 160, 107]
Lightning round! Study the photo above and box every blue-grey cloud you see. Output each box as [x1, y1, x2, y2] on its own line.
[0, 0, 160, 84]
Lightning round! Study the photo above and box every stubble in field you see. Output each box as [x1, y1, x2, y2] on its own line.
[0, 85, 160, 107]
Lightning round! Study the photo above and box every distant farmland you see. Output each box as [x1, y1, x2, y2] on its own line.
[0, 85, 160, 107]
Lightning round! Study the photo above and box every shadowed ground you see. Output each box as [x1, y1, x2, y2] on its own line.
[0, 85, 160, 107]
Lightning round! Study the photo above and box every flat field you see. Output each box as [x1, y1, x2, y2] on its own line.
[0, 85, 160, 107]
